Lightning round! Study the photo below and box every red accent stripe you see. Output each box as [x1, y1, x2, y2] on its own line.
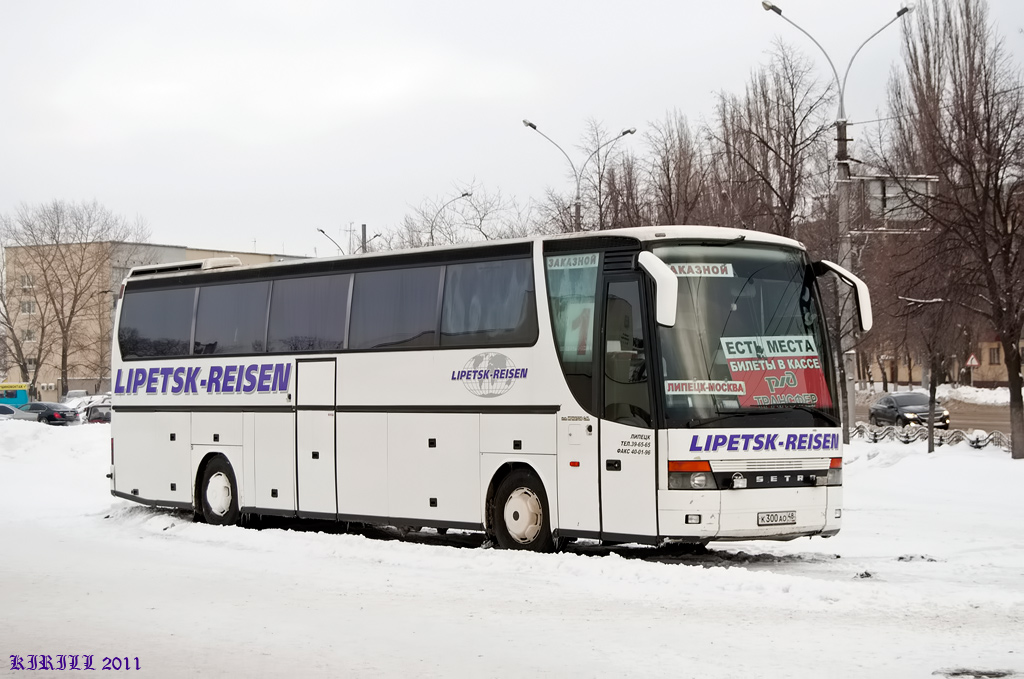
[668, 460, 712, 472]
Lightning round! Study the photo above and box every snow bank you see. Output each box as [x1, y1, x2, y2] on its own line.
[936, 383, 1014, 406]
[858, 382, 1014, 406]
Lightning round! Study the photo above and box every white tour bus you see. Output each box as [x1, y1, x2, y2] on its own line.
[109, 225, 871, 551]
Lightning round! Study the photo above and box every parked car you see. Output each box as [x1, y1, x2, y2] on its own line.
[7, 404, 42, 422]
[85, 404, 111, 424]
[62, 394, 111, 422]
[15, 401, 80, 425]
[0, 404, 20, 420]
[869, 392, 950, 429]
[60, 390, 89, 404]
[63, 396, 89, 417]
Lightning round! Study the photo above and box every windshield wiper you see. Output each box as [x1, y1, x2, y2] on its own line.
[687, 410, 758, 428]
[687, 404, 839, 428]
[753, 405, 840, 427]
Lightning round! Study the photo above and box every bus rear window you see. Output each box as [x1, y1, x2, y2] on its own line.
[118, 287, 196, 358]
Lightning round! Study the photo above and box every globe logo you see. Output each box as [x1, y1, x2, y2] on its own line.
[462, 352, 518, 398]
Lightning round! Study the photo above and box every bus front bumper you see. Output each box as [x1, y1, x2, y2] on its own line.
[657, 486, 842, 541]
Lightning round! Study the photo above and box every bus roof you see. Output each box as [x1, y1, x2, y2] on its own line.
[124, 225, 805, 283]
[546, 225, 803, 249]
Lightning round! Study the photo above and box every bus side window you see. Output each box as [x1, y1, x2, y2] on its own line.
[195, 281, 271, 354]
[440, 259, 537, 347]
[350, 267, 443, 350]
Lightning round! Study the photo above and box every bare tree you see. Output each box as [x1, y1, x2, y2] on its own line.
[535, 188, 576, 235]
[386, 183, 536, 249]
[1, 200, 149, 397]
[0, 232, 59, 395]
[879, 0, 1024, 458]
[645, 111, 712, 226]
[710, 40, 835, 239]
[893, 236, 974, 449]
[605, 150, 651, 229]
[578, 120, 635, 231]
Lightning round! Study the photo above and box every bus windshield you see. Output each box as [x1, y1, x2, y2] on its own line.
[653, 243, 838, 429]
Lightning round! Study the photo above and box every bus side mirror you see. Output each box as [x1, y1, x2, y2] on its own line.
[813, 260, 873, 332]
[637, 252, 677, 327]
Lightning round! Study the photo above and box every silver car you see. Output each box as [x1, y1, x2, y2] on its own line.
[3, 404, 40, 421]
[0, 404, 23, 420]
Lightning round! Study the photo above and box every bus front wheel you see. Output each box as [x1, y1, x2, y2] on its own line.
[199, 456, 239, 526]
[492, 469, 554, 552]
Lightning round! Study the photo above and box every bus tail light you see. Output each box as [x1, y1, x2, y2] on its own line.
[826, 457, 842, 486]
[668, 460, 718, 490]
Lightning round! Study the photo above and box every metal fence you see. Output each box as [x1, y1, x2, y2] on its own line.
[851, 424, 1012, 451]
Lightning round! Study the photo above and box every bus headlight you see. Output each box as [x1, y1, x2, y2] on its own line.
[667, 462, 719, 490]
[667, 472, 719, 490]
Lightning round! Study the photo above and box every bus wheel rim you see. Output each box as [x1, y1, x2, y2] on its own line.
[503, 487, 543, 544]
[206, 471, 232, 516]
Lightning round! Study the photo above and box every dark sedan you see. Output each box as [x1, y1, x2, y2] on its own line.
[868, 392, 950, 429]
[16, 402, 79, 425]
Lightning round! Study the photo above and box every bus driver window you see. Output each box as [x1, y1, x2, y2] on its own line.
[604, 280, 651, 427]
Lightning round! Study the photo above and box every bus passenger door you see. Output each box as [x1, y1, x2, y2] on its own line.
[599, 278, 658, 541]
[296, 358, 337, 518]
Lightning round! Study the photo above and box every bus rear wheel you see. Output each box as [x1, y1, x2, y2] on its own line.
[492, 469, 554, 552]
[200, 456, 239, 526]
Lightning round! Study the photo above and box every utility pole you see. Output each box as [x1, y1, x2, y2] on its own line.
[837, 118, 857, 442]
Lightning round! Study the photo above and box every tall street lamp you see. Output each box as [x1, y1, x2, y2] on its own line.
[317, 227, 379, 255]
[428, 191, 472, 246]
[316, 228, 344, 256]
[762, 1, 914, 436]
[523, 119, 636, 231]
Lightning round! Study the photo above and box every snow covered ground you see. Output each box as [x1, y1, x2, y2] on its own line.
[1, 421, 1022, 678]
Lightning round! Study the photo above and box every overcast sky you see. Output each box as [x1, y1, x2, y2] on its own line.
[2, 1, 1023, 258]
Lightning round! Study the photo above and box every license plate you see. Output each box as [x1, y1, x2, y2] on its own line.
[757, 511, 796, 526]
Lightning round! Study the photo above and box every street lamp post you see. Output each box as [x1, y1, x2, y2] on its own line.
[316, 228, 344, 256]
[522, 120, 636, 231]
[358, 223, 381, 254]
[317, 226, 380, 255]
[762, 1, 914, 438]
[428, 191, 472, 247]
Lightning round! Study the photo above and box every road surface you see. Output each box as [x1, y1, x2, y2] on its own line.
[856, 398, 1010, 434]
